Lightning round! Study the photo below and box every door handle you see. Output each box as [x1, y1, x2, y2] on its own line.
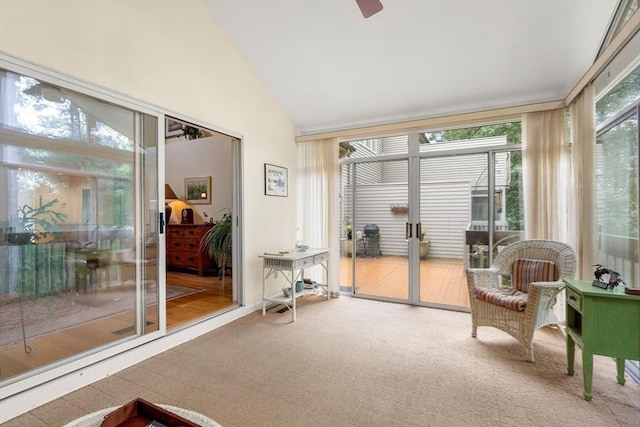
[159, 212, 165, 234]
[416, 222, 421, 241]
[405, 222, 410, 239]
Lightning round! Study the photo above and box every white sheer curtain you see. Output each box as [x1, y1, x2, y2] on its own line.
[297, 138, 340, 296]
[522, 107, 572, 323]
[568, 85, 597, 280]
[522, 108, 570, 241]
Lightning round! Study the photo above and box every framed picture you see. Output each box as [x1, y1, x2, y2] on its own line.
[264, 163, 288, 197]
[185, 176, 212, 204]
[165, 118, 183, 138]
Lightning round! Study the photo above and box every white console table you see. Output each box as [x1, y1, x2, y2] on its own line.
[259, 248, 330, 322]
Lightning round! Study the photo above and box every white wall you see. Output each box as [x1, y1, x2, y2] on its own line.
[0, 0, 297, 420]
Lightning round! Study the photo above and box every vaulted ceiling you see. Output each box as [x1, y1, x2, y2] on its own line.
[206, 0, 617, 134]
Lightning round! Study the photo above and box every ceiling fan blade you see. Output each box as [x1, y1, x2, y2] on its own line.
[355, 0, 383, 19]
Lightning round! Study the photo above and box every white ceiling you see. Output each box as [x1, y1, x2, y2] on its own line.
[206, 0, 617, 134]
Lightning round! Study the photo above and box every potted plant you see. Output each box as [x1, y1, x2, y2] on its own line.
[182, 125, 203, 140]
[199, 210, 232, 280]
[342, 222, 354, 256]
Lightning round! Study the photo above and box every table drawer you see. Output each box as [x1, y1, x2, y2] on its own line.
[292, 256, 314, 269]
[313, 252, 329, 264]
[566, 287, 582, 312]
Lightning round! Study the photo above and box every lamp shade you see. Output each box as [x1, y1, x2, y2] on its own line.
[165, 184, 178, 200]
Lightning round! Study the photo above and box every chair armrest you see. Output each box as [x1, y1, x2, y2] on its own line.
[525, 281, 565, 314]
[528, 280, 565, 290]
[465, 267, 501, 290]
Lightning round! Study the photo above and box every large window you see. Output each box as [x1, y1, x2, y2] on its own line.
[0, 69, 159, 382]
[595, 63, 639, 288]
[595, 57, 640, 384]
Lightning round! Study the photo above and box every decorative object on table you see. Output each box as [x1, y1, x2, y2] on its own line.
[185, 176, 211, 204]
[295, 240, 309, 251]
[101, 398, 199, 427]
[282, 287, 291, 297]
[295, 281, 305, 292]
[592, 264, 625, 290]
[164, 184, 179, 222]
[264, 163, 288, 197]
[181, 207, 194, 224]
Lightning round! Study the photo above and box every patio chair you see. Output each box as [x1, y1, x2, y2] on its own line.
[465, 239, 577, 362]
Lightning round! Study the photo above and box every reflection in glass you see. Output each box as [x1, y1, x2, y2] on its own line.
[596, 114, 639, 286]
[0, 70, 158, 381]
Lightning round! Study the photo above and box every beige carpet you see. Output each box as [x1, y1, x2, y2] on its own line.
[6, 296, 640, 426]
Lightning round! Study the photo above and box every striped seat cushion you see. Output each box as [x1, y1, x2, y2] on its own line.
[474, 286, 528, 311]
[511, 258, 558, 293]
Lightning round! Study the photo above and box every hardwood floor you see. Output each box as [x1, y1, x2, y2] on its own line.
[339, 255, 469, 308]
[166, 270, 235, 329]
[0, 271, 234, 381]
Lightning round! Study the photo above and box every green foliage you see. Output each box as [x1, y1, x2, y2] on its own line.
[18, 196, 67, 241]
[182, 125, 203, 139]
[428, 122, 522, 144]
[596, 65, 640, 127]
[432, 122, 523, 230]
[505, 151, 524, 230]
[597, 116, 638, 237]
[200, 211, 232, 269]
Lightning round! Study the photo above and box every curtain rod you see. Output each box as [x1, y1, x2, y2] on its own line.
[296, 100, 564, 142]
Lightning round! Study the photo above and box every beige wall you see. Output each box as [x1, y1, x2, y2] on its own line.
[0, 0, 298, 305]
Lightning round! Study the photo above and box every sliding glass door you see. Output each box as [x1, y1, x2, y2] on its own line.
[341, 159, 411, 302]
[0, 67, 159, 381]
[339, 125, 523, 311]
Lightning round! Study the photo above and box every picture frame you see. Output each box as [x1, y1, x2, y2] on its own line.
[184, 176, 212, 204]
[264, 163, 288, 197]
[165, 118, 184, 138]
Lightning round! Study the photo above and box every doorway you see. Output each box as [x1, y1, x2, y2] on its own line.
[163, 117, 239, 329]
[339, 126, 523, 311]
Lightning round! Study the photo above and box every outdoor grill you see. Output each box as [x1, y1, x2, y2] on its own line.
[362, 224, 381, 258]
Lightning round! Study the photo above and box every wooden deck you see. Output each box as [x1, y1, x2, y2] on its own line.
[340, 256, 469, 308]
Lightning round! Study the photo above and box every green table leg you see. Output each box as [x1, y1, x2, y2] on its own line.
[567, 334, 575, 376]
[582, 350, 593, 401]
[616, 358, 626, 385]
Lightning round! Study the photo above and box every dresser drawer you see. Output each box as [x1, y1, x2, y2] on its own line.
[168, 252, 200, 268]
[168, 238, 200, 251]
[566, 287, 582, 312]
[166, 224, 213, 275]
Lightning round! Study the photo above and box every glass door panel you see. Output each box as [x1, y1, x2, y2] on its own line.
[340, 160, 410, 301]
[417, 148, 523, 309]
[0, 69, 159, 381]
[418, 153, 488, 309]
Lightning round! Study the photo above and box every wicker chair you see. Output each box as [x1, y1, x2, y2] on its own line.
[465, 239, 577, 362]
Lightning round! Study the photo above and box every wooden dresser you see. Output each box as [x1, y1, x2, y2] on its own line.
[166, 224, 214, 276]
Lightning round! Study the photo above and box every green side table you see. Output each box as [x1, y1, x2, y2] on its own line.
[564, 279, 640, 401]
